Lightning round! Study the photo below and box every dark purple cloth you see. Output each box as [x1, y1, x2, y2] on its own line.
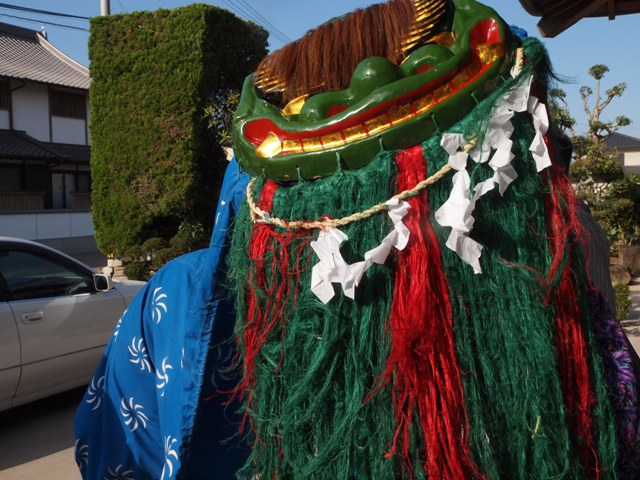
[590, 291, 640, 479]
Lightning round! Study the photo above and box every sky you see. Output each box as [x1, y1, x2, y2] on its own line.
[3, 1, 640, 137]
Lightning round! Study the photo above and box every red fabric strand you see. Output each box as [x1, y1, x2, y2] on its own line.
[232, 180, 311, 436]
[543, 140, 600, 479]
[376, 145, 482, 479]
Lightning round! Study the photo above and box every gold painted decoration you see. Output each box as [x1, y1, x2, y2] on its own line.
[364, 115, 390, 136]
[235, 0, 515, 179]
[451, 70, 471, 89]
[302, 137, 323, 152]
[414, 94, 436, 113]
[476, 42, 506, 64]
[433, 83, 454, 101]
[429, 31, 455, 48]
[282, 95, 308, 115]
[256, 132, 283, 158]
[388, 104, 415, 125]
[321, 132, 346, 149]
[401, 0, 448, 54]
[254, 53, 506, 160]
[283, 139, 302, 153]
[342, 125, 369, 142]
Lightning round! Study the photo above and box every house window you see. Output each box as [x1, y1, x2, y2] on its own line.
[77, 172, 91, 193]
[50, 90, 85, 119]
[25, 164, 49, 191]
[0, 163, 49, 192]
[0, 81, 9, 110]
[0, 162, 48, 211]
[0, 165, 21, 191]
[52, 170, 91, 209]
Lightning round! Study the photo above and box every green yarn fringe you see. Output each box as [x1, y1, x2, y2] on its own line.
[228, 152, 401, 479]
[226, 37, 619, 479]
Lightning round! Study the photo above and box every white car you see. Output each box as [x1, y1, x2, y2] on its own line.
[0, 237, 145, 411]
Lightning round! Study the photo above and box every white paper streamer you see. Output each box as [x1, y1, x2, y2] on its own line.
[310, 199, 411, 303]
[435, 73, 552, 273]
[528, 95, 552, 171]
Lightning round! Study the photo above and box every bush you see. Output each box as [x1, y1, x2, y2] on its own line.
[124, 261, 150, 281]
[120, 224, 210, 280]
[90, 4, 268, 261]
[595, 175, 640, 245]
[614, 283, 632, 320]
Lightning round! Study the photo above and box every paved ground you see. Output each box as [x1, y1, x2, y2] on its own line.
[620, 278, 640, 354]
[0, 388, 84, 479]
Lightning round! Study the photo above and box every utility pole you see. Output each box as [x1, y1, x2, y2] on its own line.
[101, 0, 110, 15]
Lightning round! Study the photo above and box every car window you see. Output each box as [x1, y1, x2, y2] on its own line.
[0, 271, 8, 302]
[0, 250, 92, 301]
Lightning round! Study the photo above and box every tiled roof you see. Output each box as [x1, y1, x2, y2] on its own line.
[0, 22, 89, 90]
[607, 132, 640, 150]
[0, 129, 90, 164]
[44, 141, 91, 163]
[0, 129, 57, 160]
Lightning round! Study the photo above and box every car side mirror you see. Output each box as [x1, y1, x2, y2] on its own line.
[94, 273, 114, 292]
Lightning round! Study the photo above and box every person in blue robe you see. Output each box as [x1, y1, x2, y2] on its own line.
[74, 159, 250, 480]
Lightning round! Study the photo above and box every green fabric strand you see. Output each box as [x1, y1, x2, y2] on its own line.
[425, 127, 579, 479]
[574, 250, 619, 477]
[419, 37, 618, 478]
[226, 36, 620, 479]
[228, 152, 400, 479]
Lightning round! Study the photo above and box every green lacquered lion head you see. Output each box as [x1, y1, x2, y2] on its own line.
[233, 0, 515, 180]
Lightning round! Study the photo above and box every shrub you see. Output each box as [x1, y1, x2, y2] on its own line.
[595, 175, 640, 245]
[614, 283, 632, 320]
[90, 4, 268, 261]
[124, 261, 150, 281]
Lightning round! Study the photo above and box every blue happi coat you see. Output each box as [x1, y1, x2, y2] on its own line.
[74, 159, 250, 480]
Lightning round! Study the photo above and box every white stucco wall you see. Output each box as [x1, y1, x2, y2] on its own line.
[620, 151, 640, 175]
[0, 109, 9, 129]
[11, 83, 50, 142]
[0, 211, 94, 240]
[86, 101, 91, 144]
[623, 151, 640, 167]
[52, 116, 86, 145]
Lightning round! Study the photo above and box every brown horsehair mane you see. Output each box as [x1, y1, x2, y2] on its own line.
[254, 0, 447, 105]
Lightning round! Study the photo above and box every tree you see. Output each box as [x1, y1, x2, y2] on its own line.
[548, 87, 576, 136]
[549, 64, 638, 247]
[580, 65, 630, 144]
[90, 5, 268, 275]
[550, 65, 628, 202]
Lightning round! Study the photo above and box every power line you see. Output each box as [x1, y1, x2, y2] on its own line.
[0, 1, 293, 47]
[221, 0, 286, 44]
[234, 0, 292, 43]
[220, 0, 290, 46]
[0, 13, 89, 31]
[0, 3, 90, 20]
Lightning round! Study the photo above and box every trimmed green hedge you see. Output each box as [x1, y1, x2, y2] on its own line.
[89, 4, 267, 256]
[614, 283, 632, 321]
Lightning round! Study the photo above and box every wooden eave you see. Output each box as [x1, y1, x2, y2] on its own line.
[519, 0, 640, 37]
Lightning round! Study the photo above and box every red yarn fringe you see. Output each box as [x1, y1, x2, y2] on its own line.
[232, 180, 311, 435]
[543, 141, 600, 478]
[376, 145, 482, 479]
